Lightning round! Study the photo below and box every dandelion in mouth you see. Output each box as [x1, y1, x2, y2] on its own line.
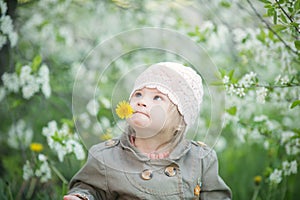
[115, 101, 134, 119]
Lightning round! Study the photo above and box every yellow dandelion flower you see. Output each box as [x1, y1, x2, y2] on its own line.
[115, 101, 134, 119]
[254, 175, 262, 185]
[30, 143, 43, 152]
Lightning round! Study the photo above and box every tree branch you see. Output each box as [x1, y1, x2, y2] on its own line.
[274, 0, 300, 34]
[246, 0, 299, 56]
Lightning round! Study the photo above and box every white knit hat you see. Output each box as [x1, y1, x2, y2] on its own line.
[130, 62, 203, 127]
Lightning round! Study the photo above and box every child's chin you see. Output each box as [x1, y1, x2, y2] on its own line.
[128, 114, 150, 127]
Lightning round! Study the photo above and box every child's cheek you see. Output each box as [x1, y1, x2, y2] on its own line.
[149, 105, 167, 131]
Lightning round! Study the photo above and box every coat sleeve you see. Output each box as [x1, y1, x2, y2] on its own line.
[200, 149, 232, 200]
[67, 144, 110, 200]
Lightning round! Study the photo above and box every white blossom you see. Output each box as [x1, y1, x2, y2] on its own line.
[41, 82, 51, 98]
[280, 75, 289, 85]
[23, 161, 34, 181]
[2, 72, 19, 93]
[235, 87, 245, 97]
[0, 15, 13, 34]
[19, 65, 32, 85]
[225, 84, 236, 96]
[8, 31, 17, 47]
[86, 99, 100, 116]
[285, 139, 300, 155]
[282, 160, 298, 176]
[269, 169, 282, 184]
[100, 117, 110, 129]
[280, 131, 295, 144]
[289, 160, 298, 175]
[222, 75, 230, 84]
[236, 126, 247, 143]
[0, 0, 8, 16]
[263, 140, 269, 150]
[253, 115, 268, 122]
[239, 72, 256, 88]
[35, 154, 52, 183]
[8, 120, 33, 149]
[38, 154, 47, 162]
[56, 145, 68, 162]
[38, 64, 50, 82]
[232, 28, 248, 43]
[42, 121, 86, 162]
[256, 87, 268, 104]
[78, 112, 91, 129]
[22, 79, 40, 99]
[66, 139, 85, 160]
[101, 97, 111, 109]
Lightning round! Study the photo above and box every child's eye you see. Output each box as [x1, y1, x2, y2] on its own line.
[153, 95, 163, 101]
[134, 92, 142, 98]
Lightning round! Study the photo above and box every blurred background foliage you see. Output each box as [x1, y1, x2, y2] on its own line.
[0, 0, 299, 199]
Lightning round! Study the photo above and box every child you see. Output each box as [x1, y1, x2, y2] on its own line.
[64, 62, 232, 200]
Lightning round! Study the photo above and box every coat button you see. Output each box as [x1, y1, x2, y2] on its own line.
[141, 169, 153, 180]
[165, 166, 177, 177]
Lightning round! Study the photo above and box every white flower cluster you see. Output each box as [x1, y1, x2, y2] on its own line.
[77, 97, 111, 135]
[269, 160, 298, 185]
[0, 0, 18, 49]
[256, 87, 268, 104]
[23, 154, 52, 183]
[281, 131, 300, 156]
[282, 160, 298, 176]
[1, 64, 51, 100]
[7, 119, 33, 149]
[86, 99, 100, 116]
[224, 72, 257, 98]
[275, 74, 290, 85]
[42, 121, 86, 162]
[269, 169, 282, 185]
[239, 72, 257, 88]
[233, 27, 283, 69]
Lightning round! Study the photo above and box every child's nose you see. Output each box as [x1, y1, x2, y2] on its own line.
[137, 100, 147, 107]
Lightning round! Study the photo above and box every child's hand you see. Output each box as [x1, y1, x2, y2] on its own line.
[63, 195, 81, 200]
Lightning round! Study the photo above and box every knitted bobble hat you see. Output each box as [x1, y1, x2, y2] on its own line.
[130, 62, 203, 128]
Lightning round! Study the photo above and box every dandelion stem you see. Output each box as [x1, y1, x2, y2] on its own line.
[251, 186, 260, 200]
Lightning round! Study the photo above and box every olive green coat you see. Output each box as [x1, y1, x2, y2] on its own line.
[68, 133, 232, 200]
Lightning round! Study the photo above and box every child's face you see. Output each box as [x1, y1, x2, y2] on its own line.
[127, 87, 173, 138]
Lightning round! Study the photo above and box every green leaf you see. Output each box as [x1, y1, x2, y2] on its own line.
[295, 0, 300, 11]
[31, 55, 42, 73]
[267, 8, 275, 17]
[15, 63, 23, 75]
[272, 24, 287, 32]
[273, 10, 277, 24]
[226, 106, 237, 115]
[228, 69, 235, 80]
[291, 22, 300, 28]
[295, 40, 300, 50]
[60, 118, 74, 129]
[280, 14, 287, 23]
[258, 0, 271, 4]
[290, 100, 300, 109]
[220, 0, 231, 8]
[11, 99, 22, 108]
